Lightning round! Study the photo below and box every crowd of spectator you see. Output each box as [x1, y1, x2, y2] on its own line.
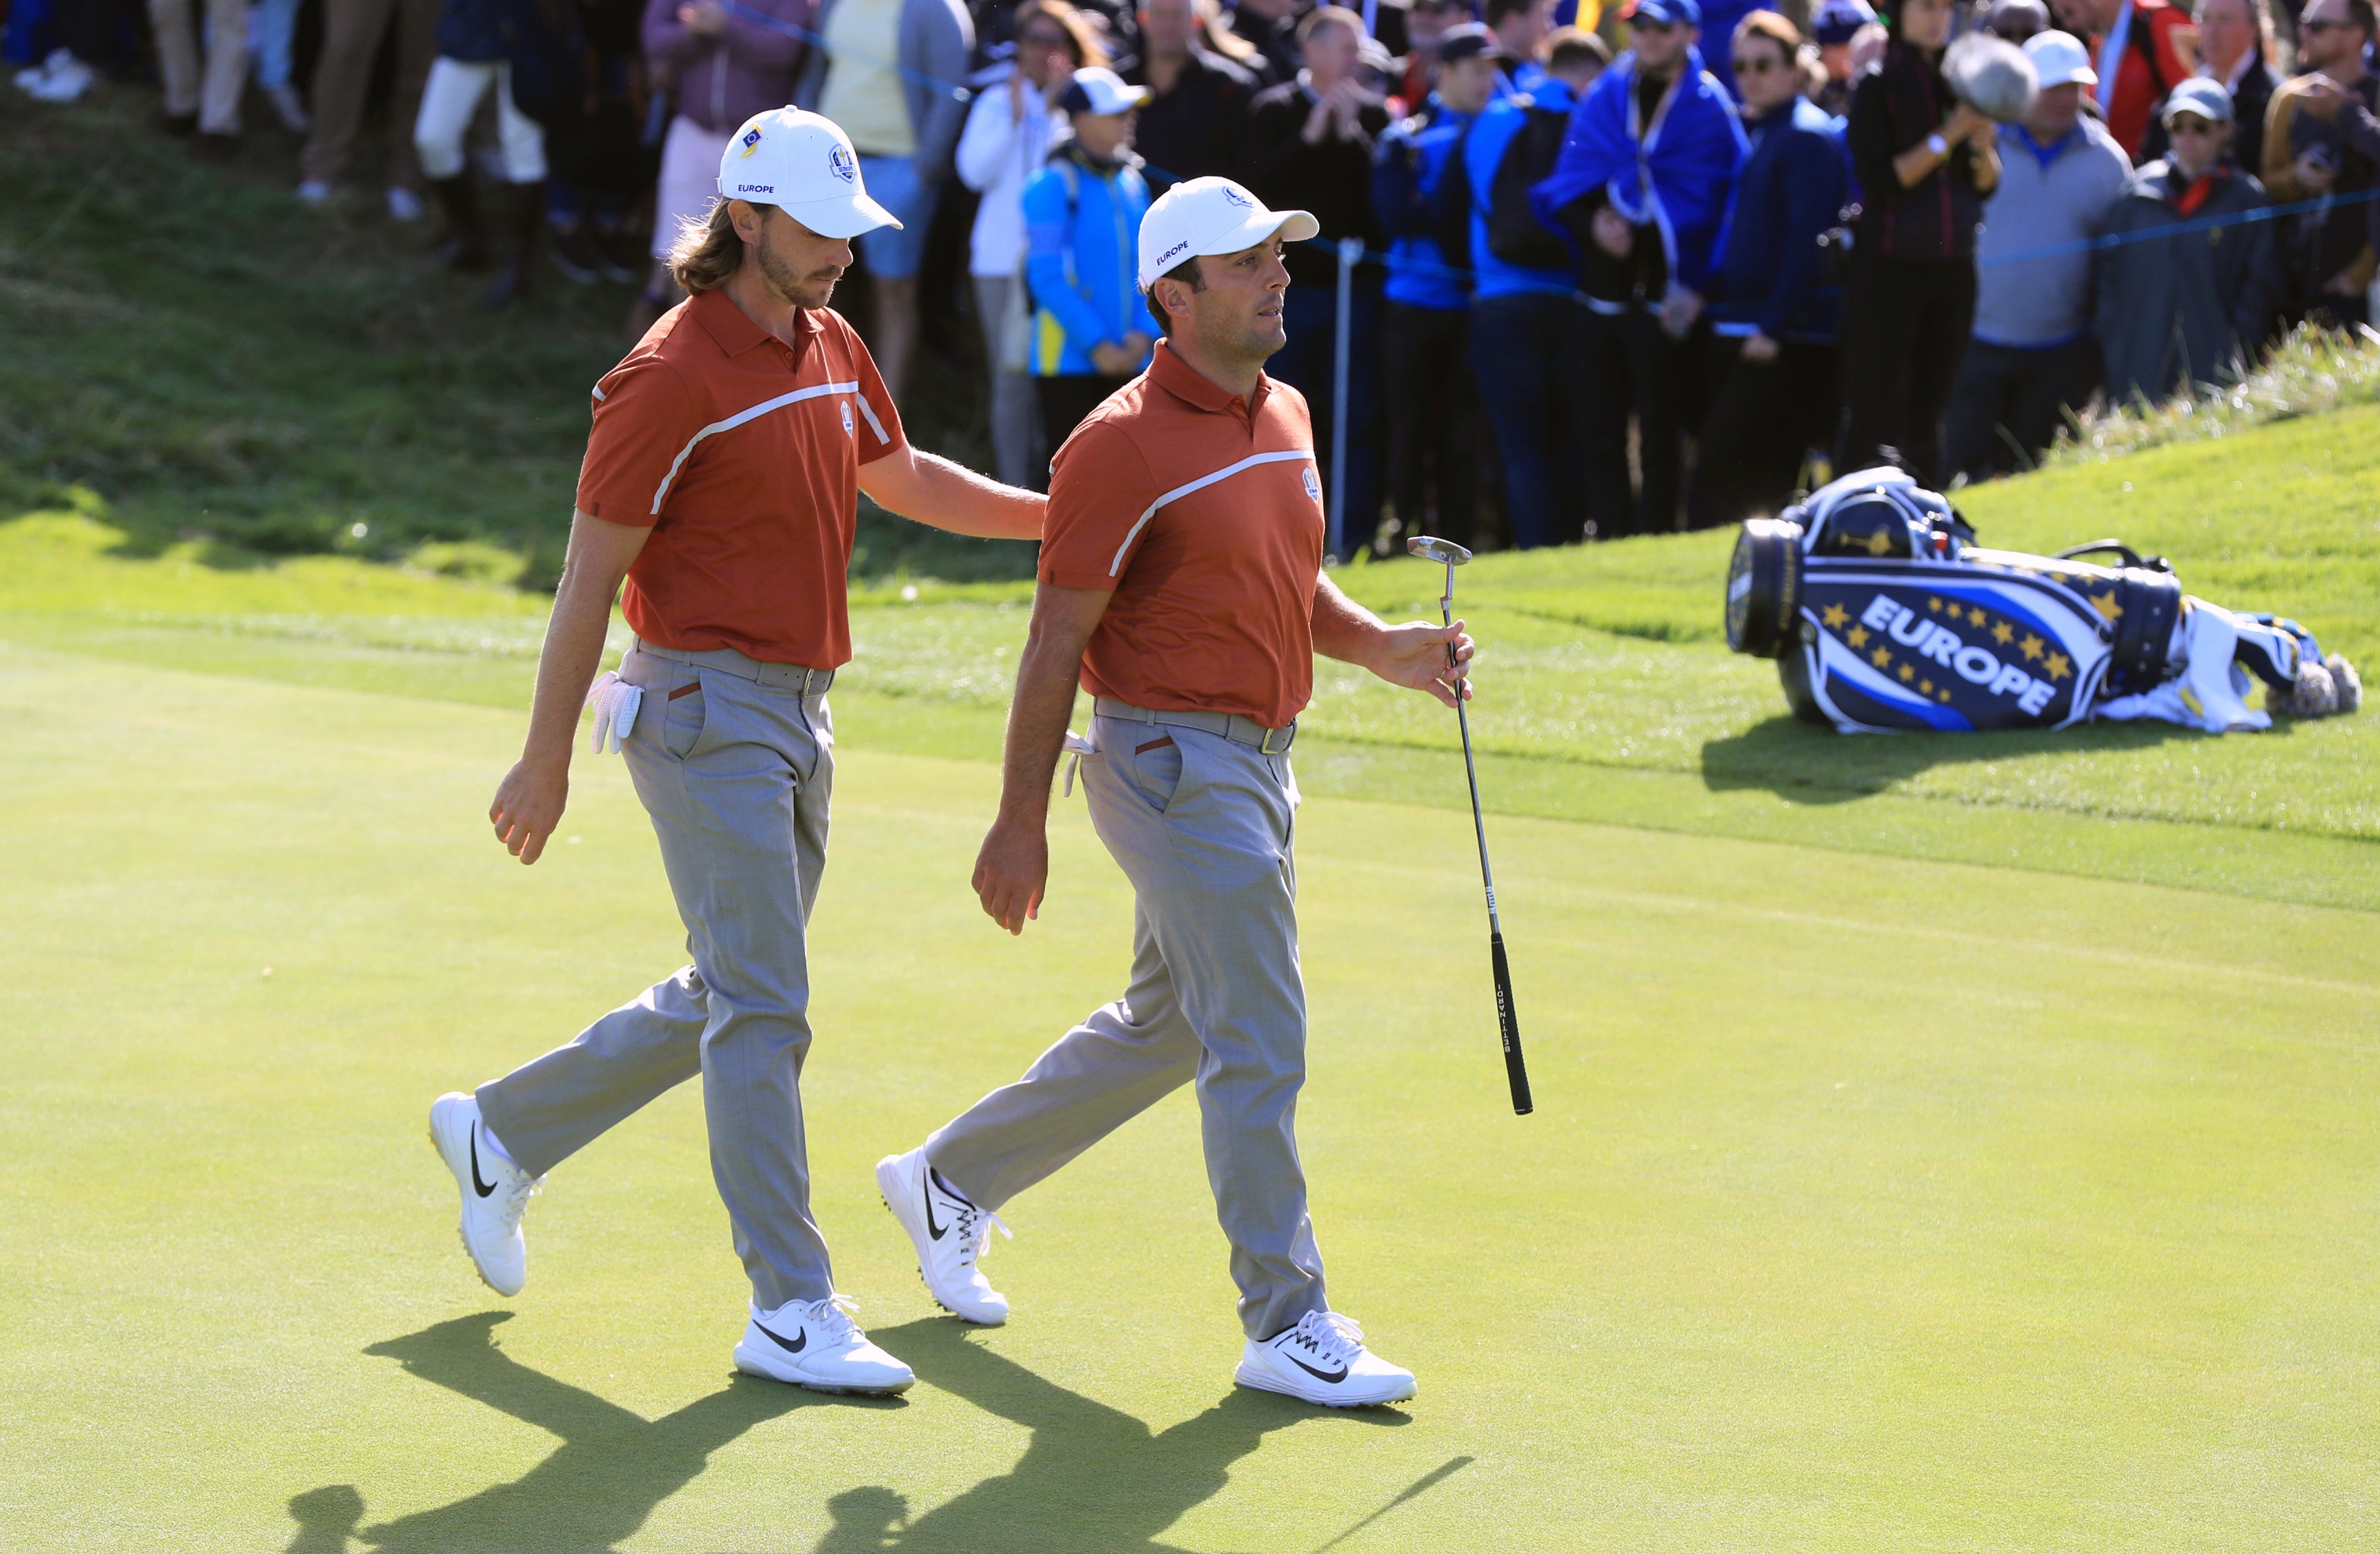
[12, 0, 2380, 555]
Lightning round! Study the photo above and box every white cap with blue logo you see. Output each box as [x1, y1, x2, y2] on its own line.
[1135, 176, 1318, 292]
[717, 107, 901, 239]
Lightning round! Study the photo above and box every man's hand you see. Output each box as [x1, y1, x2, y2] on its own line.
[1741, 331, 1781, 363]
[1368, 618, 1476, 707]
[490, 754, 570, 865]
[2294, 150, 2339, 193]
[1590, 206, 1634, 258]
[973, 814, 1050, 934]
[1660, 285, 1703, 339]
[679, 0, 726, 35]
[1091, 339, 1140, 376]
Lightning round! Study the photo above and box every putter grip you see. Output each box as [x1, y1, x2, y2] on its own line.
[1490, 932, 1531, 1115]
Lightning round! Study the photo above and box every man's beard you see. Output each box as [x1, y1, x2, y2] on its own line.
[757, 229, 840, 310]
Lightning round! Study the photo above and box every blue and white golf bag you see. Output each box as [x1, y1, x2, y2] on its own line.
[1724, 466, 2361, 734]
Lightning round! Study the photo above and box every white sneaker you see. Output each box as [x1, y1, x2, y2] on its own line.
[427, 1092, 541, 1297]
[386, 185, 425, 222]
[875, 1147, 1011, 1325]
[1235, 1311, 1416, 1408]
[26, 49, 94, 102]
[733, 1295, 915, 1395]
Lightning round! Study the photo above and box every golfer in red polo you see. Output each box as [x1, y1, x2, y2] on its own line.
[875, 177, 1474, 1407]
[425, 108, 1043, 1397]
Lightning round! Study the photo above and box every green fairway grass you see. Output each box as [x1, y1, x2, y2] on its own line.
[8, 393, 2375, 907]
[3, 647, 2376, 1552]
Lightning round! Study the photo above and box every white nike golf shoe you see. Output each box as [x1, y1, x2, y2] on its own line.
[1235, 1310, 1416, 1408]
[875, 1147, 1011, 1325]
[733, 1294, 915, 1395]
[427, 1092, 542, 1297]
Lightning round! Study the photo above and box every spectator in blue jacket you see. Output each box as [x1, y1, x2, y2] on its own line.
[1374, 24, 1508, 551]
[1535, 0, 1745, 536]
[1688, 10, 1849, 528]
[1454, 26, 1607, 548]
[1024, 68, 1159, 448]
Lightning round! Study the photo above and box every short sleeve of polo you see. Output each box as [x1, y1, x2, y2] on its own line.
[829, 312, 908, 466]
[1038, 418, 1160, 591]
[575, 358, 701, 527]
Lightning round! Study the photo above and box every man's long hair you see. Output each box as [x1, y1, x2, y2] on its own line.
[667, 199, 746, 295]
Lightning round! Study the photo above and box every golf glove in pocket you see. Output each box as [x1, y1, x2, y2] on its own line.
[586, 671, 642, 754]
[1060, 729, 1097, 796]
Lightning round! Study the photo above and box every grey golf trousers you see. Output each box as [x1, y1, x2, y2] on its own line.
[477, 644, 837, 1311]
[926, 713, 1328, 1341]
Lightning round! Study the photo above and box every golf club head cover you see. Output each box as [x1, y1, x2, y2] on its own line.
[584, 670, 642, 755]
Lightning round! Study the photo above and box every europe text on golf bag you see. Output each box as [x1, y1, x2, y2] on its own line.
[1725, 466, 2362, 734]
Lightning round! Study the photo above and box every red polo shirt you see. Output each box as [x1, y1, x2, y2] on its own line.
[575, 287, 906, 669]
[1038, 340, 1325, 729]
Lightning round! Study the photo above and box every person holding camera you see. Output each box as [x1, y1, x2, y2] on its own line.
[1836, 0, 2000, 486]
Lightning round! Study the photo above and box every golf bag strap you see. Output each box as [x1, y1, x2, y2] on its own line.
[1091, 696, 1296, 755]
[629, 636, 835, 698]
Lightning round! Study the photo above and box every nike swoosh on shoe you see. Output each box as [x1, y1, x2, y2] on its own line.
[759, 1324, 808, 1356]
[469, 1132, 497, 1199]
[1285, 1354, 1348, 1384]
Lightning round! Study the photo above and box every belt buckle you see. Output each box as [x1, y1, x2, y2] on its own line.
[1260, 723, 1291, 756]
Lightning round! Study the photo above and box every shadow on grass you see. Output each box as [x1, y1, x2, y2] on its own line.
[290, 1312, 1413, 1554]
[1698, 712, 2254, 804]
[794, 1317, 1410, 1554]
[287, 1311, 886, 1553]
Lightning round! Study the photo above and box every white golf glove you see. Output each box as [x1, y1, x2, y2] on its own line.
[1060, 728, 1097, 796]
[585, 671, 643, 754]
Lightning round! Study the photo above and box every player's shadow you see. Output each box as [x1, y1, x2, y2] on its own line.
[797, 1317, 1409, 1554]
[1700, 711, 2222, 804]
[284, 1310, 896, 1553]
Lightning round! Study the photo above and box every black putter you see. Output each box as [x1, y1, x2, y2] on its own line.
[1407, 535, 1532, 1116]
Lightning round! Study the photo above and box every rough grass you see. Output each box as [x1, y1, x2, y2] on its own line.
[0, 87, 1035, 584]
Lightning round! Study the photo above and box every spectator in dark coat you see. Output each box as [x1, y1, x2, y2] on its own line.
[2096, 79, 2286, 402]
[2261, 0, 2378, 331]
[1836, 0, 2000, 484]
[1124, 0, 1262, 183]
[1689, 10, 1846, 529]
[2136, 0, 2283, 173]
[1246, 4, 1391, 557]
[1374, 23, 1505, 549]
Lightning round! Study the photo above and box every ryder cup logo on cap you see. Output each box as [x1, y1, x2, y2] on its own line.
[717, 108, 902, 239]
[1134, 176, 1321, 291]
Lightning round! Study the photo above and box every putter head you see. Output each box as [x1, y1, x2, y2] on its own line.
[1407, 535, 1474, 566]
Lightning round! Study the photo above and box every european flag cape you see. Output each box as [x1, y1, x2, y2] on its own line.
[1531, 48, 1747, 294]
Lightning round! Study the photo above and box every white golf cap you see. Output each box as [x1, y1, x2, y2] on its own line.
[1057, 66, 1152, 117]
[2023, 29, 2096, 89]
[1135, 176, 1320, 291]
[717, 106, 901, 240]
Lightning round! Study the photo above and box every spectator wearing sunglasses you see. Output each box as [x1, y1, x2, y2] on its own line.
[1689, 10, 1846, 529]
[2094, 79, 2284, 402]
[2261, 0, 2377, 331]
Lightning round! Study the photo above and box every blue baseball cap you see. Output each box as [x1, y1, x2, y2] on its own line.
[1626, 0, 1701, 26]
[1810, 0, 1877, 43]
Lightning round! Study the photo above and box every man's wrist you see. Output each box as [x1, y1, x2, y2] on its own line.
[520, 736, 573, 771]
